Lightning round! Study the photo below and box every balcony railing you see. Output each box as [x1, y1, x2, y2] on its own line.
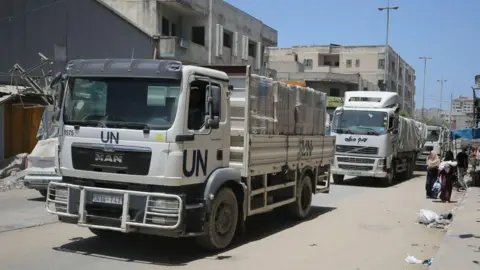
[158, 36, 208, 64]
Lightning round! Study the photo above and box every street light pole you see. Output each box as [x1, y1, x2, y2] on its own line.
[378, 0, 399, 92]
[419, 56, 432, 119]
[437, 78, 447, 110]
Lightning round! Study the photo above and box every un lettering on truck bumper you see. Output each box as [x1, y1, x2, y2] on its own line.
[45, 182, 201, 235]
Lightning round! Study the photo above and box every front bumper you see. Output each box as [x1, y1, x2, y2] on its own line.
[332, 155, 387, 178]
[331, 167, 387, 178]
[416, 152, 429, 166]
[24, 174, 62, 190]
[46, 182, 204, 237]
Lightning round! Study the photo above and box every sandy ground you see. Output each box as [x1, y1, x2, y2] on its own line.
[0, 172, 463, 270]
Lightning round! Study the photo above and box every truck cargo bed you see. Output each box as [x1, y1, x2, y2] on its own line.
[212, 66, 335, 177]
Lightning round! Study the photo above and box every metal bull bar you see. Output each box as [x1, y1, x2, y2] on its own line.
[46, 182, 184, 232]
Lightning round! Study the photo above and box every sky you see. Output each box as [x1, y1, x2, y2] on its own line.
[226, 0, 480, 111]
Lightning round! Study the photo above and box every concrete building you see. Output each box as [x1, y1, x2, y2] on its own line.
[452, 96, 474, 115]
[0, 0, 277, 84]
[450, 111, 473, 130]
[266, 45, 416, 116]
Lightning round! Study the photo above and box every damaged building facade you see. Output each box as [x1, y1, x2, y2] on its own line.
[0, 0, 278, 84]
[266, 45, 416, 117]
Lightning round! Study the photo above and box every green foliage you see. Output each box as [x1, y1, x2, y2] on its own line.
[399, 110, 410, 118]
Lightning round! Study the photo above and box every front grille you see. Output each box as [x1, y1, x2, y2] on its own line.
[337, 157, 375, 164]
[336, 145, 379, 155]
[338, 164, 373, 171]
[425, 146, 434, 151]
[71, 146, 151, 175]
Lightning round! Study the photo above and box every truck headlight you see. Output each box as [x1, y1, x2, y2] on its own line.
[377, 159, 384, 167]
[151, 198, 180, 211]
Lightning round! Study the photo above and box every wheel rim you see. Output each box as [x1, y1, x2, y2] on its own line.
[300, 183, 312, 210]
[215, 202, 233, 236]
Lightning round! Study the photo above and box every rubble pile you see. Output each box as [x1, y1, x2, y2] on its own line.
[0, 153, 28, 191]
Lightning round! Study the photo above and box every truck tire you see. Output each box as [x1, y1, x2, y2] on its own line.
[287, 174, 313, 220]
[408, 159, 415, 179]
[197, 187, 238, 250]
[332, 174, 345, 184]
[382, 162, 395, 187]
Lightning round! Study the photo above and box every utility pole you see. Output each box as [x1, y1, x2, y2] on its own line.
[419, 56, 432, 119]
[378, 0, 399, 92]
[449, 92, 453, 129]
[437, 78, 447, 110]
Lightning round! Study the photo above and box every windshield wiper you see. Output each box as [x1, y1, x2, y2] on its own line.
[108, 122, 152, 134]
[356, 126, 380, 135]
[336, 127, 354, 134]
[65, 120, 107, 128]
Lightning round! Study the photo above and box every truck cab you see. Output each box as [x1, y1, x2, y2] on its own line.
[47, 59, 234, 244]
[330, 91, 422, 186]
[416, 126, 449, 168]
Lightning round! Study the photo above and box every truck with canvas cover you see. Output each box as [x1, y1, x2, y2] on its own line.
[416, 125, 450, 168]
[45, 59, 335, 250]
[330, 91, 427, 186]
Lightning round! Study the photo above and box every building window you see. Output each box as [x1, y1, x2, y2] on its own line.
[248, 41, 256, 57]
[330, 88, 340, 97]
[355, 59, 360, 68]
[303, 59, 313, 67]
[378, 59, 385, 69]
[334, 61, 339, 67]
[346, 59, 352, 68]
[192, 26, 205, 46]
[171, 23, 177, 36]
[162, 17, 169, 36]
[223, 30, 232, 48]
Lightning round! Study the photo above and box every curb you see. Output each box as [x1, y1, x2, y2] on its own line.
[429, 187, 479, 269]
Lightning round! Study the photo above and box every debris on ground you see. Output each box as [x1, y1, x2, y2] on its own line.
[417, 209, 453, 229]
[0, 153, 28, 191]
[405, 254, 433, 265]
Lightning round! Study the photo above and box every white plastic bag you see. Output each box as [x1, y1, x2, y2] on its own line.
[417, 209, 439, 224]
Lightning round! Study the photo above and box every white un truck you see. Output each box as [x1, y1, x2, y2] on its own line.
[330, 91, 427, 186]
[46, 59, 335, 250]
[416, 125, 450, 168]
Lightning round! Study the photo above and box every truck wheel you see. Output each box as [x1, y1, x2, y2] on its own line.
[332, 174, 344, 184]
[287, 174, 313, 220]
[408, 159, 415, 178]
[382, 162, 395, 187]
[197, 187, 238, 250]
[39, 190, 47, 198]
[89, 228, 122, 239]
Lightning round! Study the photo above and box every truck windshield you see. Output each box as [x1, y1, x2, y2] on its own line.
[332, 110, 388, 135]
[426, 130, 440, 142]
[63, 77, 181, 130]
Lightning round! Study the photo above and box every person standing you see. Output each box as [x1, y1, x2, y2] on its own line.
[438, 151, 458, 203]
[426, 151, 440, 198]
[456, 148, 469, 191]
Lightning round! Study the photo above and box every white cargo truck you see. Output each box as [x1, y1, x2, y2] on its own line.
[45, 60, 335, 250]
[416, 125, 449, 168]
[330, 91, 427, 186]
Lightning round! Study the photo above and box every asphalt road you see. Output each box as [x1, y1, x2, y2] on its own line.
[0, 173, 461, 270]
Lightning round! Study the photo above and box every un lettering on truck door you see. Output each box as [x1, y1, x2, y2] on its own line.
[101, 131, 119, 144]
[182, 149, 208, 177]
